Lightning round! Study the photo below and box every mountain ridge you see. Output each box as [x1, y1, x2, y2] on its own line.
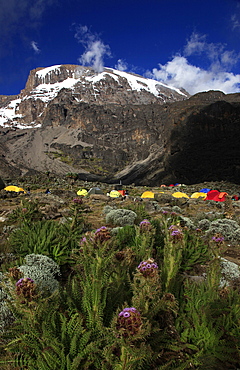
[0, 65, 240, 186]
[0, 64, 189, 129]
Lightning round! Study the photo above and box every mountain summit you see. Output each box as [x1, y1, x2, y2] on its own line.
[0, 64, 189, 129]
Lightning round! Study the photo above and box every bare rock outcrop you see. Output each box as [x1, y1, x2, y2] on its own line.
[0, 65, 240, 186]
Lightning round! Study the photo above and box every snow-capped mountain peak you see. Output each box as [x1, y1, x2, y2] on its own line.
[0, 64, 190, 129]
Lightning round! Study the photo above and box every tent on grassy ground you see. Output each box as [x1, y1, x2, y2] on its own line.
[77, 189, 88, 196]
[205, 190, 228, 202]
[205, 190, 219, 200]
[191, 192, 207, 200]
[141, 191, 156, 199]
[199, 188, 211, 193]
[88, 187, 104, 195]
[172, 191, 189, 199]
[4, 185, 26, 194]
[109, 190, 121, 198]
[118, 190, 125, 196]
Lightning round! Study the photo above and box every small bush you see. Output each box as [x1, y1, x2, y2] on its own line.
[198, 218, 211, 230]
[19, 254, 60, 295]
[206, 219, 240, 242]
[106, 208, 137, 227]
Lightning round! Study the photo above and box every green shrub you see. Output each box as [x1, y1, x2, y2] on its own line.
[9, 219, 81, 265]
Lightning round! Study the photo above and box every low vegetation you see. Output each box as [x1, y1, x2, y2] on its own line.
[0, 180, 240, 369]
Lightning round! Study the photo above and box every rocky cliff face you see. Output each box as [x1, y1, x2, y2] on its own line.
[0, 64, 189, 129]
[0, 65, 239, 185]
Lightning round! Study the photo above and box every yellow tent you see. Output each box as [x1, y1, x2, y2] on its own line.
[172, 191, 189, 199]
[109, 190, 121, 198]
[4, 185, 26, 193]
[77, 189, 88, 196]
[191, 192, 207, 200]
[141, 191, 155, 199]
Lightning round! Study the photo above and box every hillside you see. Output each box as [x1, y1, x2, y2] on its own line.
[0, 65, 240, 186]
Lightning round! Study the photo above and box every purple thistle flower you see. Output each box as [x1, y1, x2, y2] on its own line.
[80, 237, 87, 246]
[212, 236, 225, 243]
[16, 277, 34, 286]
[117, 307, 142, 337]
[139, 219, 151, 226]
[139, 219, 152, 232]
[93, 226, 111, 244]
[137, 259, 159, 277]
[171, 230, 181, 236]
[129, 307, 137, 312]
[95, 226, 107, 234]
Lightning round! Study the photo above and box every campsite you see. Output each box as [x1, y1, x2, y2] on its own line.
[0, 174, 240, 369]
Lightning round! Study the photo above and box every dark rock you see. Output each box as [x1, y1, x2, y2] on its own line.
[0, 64, 240, 186]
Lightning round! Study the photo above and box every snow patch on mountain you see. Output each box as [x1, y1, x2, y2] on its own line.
[0, 64, 189, 128]
[0, 98, 22, 127]
[27, 78, 77, 103]
[35, 65, 62, 79]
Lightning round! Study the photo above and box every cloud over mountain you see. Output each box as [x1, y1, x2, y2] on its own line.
[146, 33, 240, 94]
[75, 25, 112, 73]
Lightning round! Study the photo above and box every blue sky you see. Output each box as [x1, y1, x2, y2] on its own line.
[0, 0, 240, 96]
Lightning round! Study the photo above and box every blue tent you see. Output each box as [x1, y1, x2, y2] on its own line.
[199, 188, 211, 193]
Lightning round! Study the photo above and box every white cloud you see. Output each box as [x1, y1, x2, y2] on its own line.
[0, 0, 58, 58]
[147, 33, 240, 95]
[115, 59, 128, 71]
[148, 56, 240, 95]
[31, 40, 40, 53]
[231, 14, 240, 30]
[75, 25, 111, 73]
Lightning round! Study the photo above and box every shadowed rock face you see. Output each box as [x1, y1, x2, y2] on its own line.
[0, 90, 239, 186]
[37, 90, 240, 185]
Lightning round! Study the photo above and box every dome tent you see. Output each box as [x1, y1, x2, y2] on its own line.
[172, 191, 189, 199]
[77, 189, 88, 196]
[88, 187, 103, 195]
[4, 185, 26, 193]
[191, 192, 207, 199]
[141, 191, 156, 199]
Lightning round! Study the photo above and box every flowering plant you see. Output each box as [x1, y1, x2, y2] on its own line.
[137, 258, 158, 278]
[168, 225, 184, 242]
[116, 307, 142, 337]
[94, 226, 111, 244]
[139, 219, 152, 232]
[15, 277, 37, 301]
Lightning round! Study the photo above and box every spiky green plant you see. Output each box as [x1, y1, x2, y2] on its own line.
[9, 219, 83, 266]
[180, 229, 210, 272]
[175, 259, 240, 369]
[72, 235, 119, 331]
[8, 199, 43, 223]
[161, 224, 184, 292]
[1, 284, 104, 370]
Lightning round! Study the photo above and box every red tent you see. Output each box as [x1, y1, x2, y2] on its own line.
[118, 190, 126, 196]
[205, 190, 227, 202]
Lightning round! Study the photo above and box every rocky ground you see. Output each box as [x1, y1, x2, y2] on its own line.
[1, 176, 240, 266]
